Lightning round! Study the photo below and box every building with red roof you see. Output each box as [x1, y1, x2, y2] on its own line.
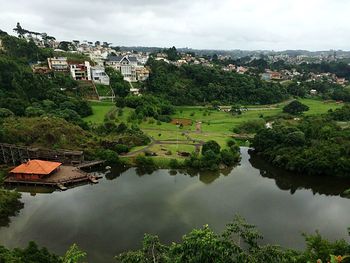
[10, 160, 62, 181]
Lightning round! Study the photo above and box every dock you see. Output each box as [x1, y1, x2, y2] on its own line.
[76, 160, 105, 169]
[4, 165, 101, 191]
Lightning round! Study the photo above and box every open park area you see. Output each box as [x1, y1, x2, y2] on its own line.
[84, 98, 343, 162]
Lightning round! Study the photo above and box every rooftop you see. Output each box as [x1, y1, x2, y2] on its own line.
[10, 160, 62, 175]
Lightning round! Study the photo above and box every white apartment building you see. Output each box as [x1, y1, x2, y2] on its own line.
[70, 61, 91, 81]
[47, 57, 69, 72]
[91, 66, 110, 85]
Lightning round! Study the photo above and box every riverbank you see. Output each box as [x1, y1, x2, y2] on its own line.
[2, 148, 350, 263]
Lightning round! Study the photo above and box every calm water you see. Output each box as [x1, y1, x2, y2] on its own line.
[1, 148, 350, 262]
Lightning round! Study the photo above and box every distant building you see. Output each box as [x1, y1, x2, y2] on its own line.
[9, 160, 62, 181]
[310, 89, 318, 95]
[106, 55, 148, 82]
[236, 66, 248, 74]
[261, 70, 282, 81]
[47, 57, 69, 72]
[223, 64, 236, 72]
[136, 67, 150, 82]
[270, 71, 282, 80]
[70, 61, 91, 81]
[261, 73, 271, 81]
[32, 65, 52, 75]
[336, 77, 347, 86]
[130, 88, 141, 96]
[91, 66, 110, 85]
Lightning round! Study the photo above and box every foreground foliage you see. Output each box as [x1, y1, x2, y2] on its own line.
[116, 216, 350, 263]
[1, 216, 349, 263]
[0, 242, 86, 263]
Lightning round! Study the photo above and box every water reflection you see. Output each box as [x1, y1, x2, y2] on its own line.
[0, 193, 24, 228]
[249, 150, 350, 197]
[1, 148, 350, 263]
[105, 165, 129, 180]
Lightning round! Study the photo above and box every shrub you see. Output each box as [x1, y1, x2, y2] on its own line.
[169, 159, 179, 169]
[157, 115, 172, 123]
[0, 108, 14, 118]
[283, 100, 309, 115]
[202, 140, 221, 155]
[114, 144, 130, 154]
[220, 149, 240, 166]
[135, 156, 157, 169]
[96, 149, 119, 165]
[233, 119, 266, 134]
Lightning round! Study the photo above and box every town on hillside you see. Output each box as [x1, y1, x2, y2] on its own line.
[1, 0, 350, 260]
[1, 23, 347, 104]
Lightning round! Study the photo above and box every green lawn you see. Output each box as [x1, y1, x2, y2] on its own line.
[84, 101, 115, 123]
[298, 98, 342, 115]
[84, 99, 344, 158]
[148, 144, 196, 156]
[95, 84, 113, 96]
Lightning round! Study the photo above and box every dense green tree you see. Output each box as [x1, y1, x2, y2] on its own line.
[252, 107, 350, 176]
[202, 140, 221, 155]
[283, 100, 310, 115]
[105, 67, 130, 98]
[163, 46, 180, 61]
[0, 108, 14, 118]
[145, 59, 289, 105]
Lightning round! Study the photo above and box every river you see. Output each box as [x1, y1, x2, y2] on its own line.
[1, 147, 350, 262]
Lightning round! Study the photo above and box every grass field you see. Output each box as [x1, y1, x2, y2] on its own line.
[84, 98, 344, 159]
[95, 84, 113, 97]
[299, 98, 342, 115]
[84, 101, 116, 123]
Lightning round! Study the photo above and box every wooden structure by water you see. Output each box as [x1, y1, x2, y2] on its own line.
[1, 143, 106, 191]
[0, 143, 84, 166]
[4, 165, 100, 191]
[76, 160, 105, 169]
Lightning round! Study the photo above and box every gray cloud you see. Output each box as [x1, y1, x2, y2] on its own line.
[0, 0, 349, 50]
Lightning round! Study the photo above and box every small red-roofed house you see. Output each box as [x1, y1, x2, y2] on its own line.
[10, 160, 62, 181]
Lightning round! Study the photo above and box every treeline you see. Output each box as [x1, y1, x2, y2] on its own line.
[0, 242, 86, 263]
[185, 140, 241, 170]
[296, 61, 350, 80]
[285, 81, 350, 102]
[117, 216, 350, 263]
[2, 216, 348, 263]
[116, 94, 175, 122]
[252, 104, 350, 176]
[143, 59, 289, 105]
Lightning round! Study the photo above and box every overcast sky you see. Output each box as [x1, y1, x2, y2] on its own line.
[0, 0, 349, 51]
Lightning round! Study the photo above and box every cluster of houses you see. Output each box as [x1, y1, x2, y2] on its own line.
[154, 52, 215, 68]
[306, 72, 347, 86]
[47, 57, 110, 85]
[267, 52, 341, 65]
[27, 36, 150, 91]
[261, 69, 347, 85]
[33, 50, 150, 90]
[222, 64, 249, 74]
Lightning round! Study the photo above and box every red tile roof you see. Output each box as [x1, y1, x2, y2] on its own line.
[10, 160, 62, 175]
